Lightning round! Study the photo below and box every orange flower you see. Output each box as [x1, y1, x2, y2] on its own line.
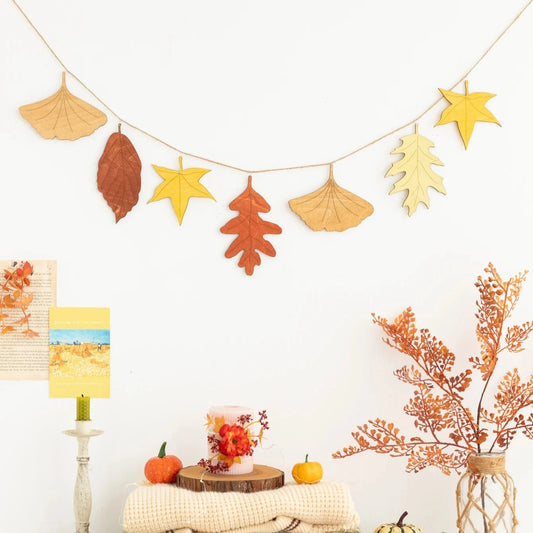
[218, 424, 251, 458]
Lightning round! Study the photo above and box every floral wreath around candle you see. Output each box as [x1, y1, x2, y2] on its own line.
[198, 410, 269, 473]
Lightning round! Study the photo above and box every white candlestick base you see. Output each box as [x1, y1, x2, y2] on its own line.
[63, 424, 103, 533]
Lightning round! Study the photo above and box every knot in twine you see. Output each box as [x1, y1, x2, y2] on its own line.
[467, 453, 506, 475]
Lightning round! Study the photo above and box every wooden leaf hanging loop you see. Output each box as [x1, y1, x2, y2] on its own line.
[97, 124, 142, 222]
[289, 165, 373, 231]
[435, 80, 500, 149]
[19, 72, 107, 140]
[385, 124, 446, 216]
[149, 157, 213, 225]
[220, 176, 282, 276]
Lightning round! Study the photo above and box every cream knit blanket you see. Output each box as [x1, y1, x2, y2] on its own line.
[122, 481, 359, 533]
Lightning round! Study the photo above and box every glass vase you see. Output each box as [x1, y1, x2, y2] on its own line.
[456, 452, 517, 533]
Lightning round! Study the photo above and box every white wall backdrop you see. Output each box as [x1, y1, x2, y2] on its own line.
[1, 1, 533, 531]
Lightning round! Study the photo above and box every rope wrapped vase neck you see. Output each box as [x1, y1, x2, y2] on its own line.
[467, 453, 506, 476]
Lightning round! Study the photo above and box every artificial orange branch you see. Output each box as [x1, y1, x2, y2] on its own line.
[334, 263, 533, 475]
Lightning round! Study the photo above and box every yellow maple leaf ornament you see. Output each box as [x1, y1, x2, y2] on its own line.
[149, 156, 214, 224]
[386, 124, 446, 216]
[436, 80, 500, 149]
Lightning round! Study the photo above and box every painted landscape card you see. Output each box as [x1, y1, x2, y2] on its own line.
[0, 260, 57, 380]
[49, 307, 110, 398]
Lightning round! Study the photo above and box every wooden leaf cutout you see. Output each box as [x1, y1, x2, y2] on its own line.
[19, 72, 107, 140]
[288, 165, 374, 231]
[435, 80, 500, 149]
[220, 176, 282, 276]
[97, 124, 142, 222]
[149, 156, 213, 225]
[385, 124, 446, 216]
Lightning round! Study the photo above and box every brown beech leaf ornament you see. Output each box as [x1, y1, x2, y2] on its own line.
[19, 72, 107, 140]
[97, 124, 142, 222]
[221, 176, 282, 276]
[289, 165, 374, 231]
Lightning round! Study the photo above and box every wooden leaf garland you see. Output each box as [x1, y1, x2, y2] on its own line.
[435, 80, 500, 149]
[385, 124, 446, 216]
[220, 176, 282, 275]
[97, 124, 142, 222]
[288, 165, 374, 231]
[19, 72, 107, 140]
[149, 156, 213, 225]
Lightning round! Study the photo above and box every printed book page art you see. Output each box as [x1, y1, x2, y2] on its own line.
[0, 260, 57, 380]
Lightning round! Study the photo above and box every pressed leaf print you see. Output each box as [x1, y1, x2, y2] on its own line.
[435, 80, 500, 149]
[333, 263, 533, 475]
[0, 261, 38, 338]
[97, 124, 142, 222]
[149, 156, 213, 225]
[289, 164, 374, 231]
[19, 73, 107, 140]
[220, 176, 282, 276]
[385, 124, 445, 216]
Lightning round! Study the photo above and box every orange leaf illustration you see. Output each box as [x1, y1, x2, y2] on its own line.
[289, 165, 373, 231]
[0, 261, 38, 338]
[19, 73, 107, 140]
[97, 124, 142, 222]
[220, 176, 282, 275]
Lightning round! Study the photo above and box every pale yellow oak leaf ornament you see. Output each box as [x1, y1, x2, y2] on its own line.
[289, 165, 374, 231]
[149, 156, 214, 225]
[19, 72, 107, 140]
[435, 80, 500, 149]
[385, 124, 446, 216]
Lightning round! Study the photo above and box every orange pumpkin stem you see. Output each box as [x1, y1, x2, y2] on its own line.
[158, 441, 167, 459]
[397, 511, 408, 527]
[305, 454, 309, 463]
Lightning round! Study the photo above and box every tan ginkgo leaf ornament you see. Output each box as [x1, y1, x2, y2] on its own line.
[19, 72, 107, 140]
[289, 164, 374, 231]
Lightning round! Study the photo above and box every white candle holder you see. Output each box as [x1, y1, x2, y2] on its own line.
[63, 421, 103, 533]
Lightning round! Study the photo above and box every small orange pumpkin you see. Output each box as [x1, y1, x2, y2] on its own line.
[292, 454, 323, 484]
[144, 441, 183, 484]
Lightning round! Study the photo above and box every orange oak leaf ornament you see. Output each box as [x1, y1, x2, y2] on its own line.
[149, 156, 213, 225]
[435, 80, 500, 149]
[220, 176, 282, 275]
[19, 73, 107, 140]
[289, 165, 373, 231]
[97, 124, 142, 222]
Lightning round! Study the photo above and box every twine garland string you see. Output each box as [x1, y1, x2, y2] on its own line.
[9, 0, 533, 176]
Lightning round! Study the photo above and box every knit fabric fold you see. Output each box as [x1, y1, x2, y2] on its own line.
[122, 481, 359, 533]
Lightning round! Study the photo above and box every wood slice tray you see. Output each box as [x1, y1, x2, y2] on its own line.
[177, 464, 284, 493]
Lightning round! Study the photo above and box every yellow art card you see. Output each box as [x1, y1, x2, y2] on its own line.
[49, 307, 110, 398]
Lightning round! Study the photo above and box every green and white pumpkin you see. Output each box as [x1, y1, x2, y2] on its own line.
[373, 512, 423, 533]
